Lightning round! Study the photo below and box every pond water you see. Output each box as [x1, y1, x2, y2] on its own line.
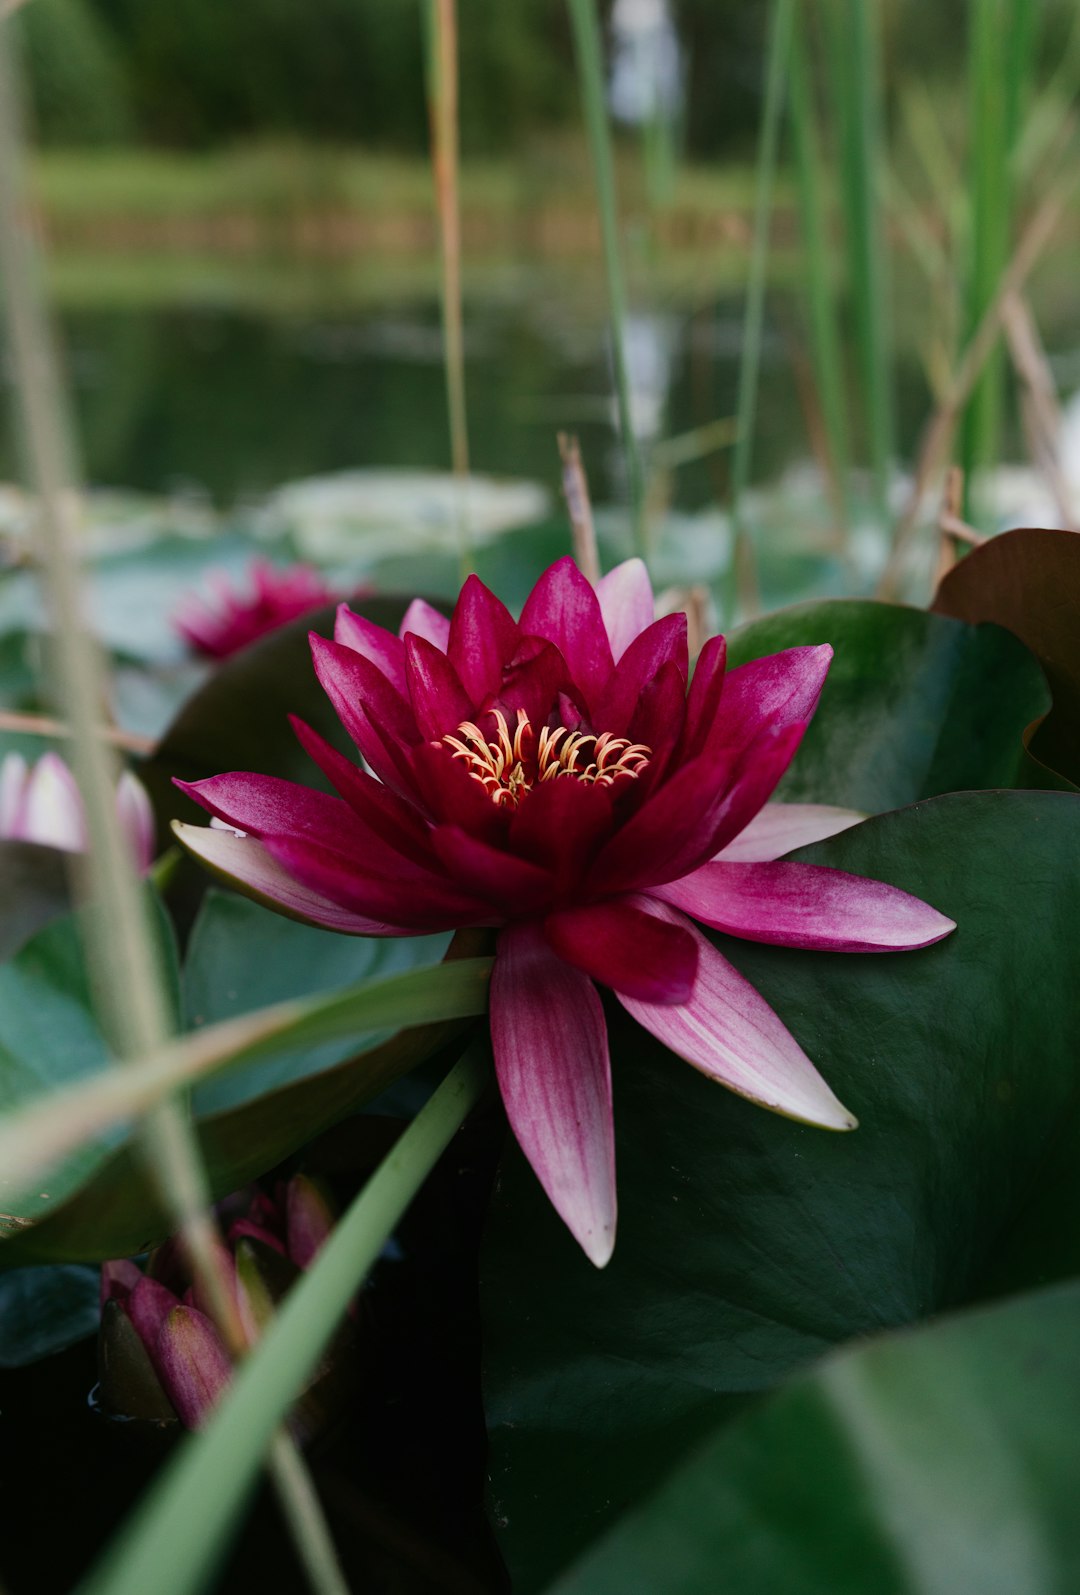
[0, 267, 1002, 514]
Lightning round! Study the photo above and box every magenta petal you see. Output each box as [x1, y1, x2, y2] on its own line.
[309, 633, 420, 798]
[399, 598, 451, 652]
[410, 741, 510, 846]
[680, 634, 728, 762]
[176, 771, 375, 852]
[544, 899, 698, 1004]
[716, 644, 832, 762]
[429, 825, 553, 914]
[509, 778, 613, 891]
[491, 922, 616, 1266]
[333, 604, 408, 696]
[519, 556, 615, 704]
[100, 1258, 143, 1307]
[156, 1306, 232, 1428]
[656, 860, 956, 952]
[285, 1174, 335, 1269]
[404, 634, 474, 741]
[289, 716, 433, 857]
[595, 557, 654, 660]
[448, 574, 520, 703]
[171, 822, 412, 934]
[618, 898, 857, 1129]
[490, 637, 576, 729]
[715, 802, 865, 862]
[593, 614, 689, 737]
[127, 1275, 181, 1358]
[264, 833, 492, 931]
[705, 722, 808, 860]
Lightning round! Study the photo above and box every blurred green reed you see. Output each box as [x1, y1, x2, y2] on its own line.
[567, 0, 647, 560]
[727, 0, 795, 617]
[0, 17, 347, 1595]
[787, 1, 852, 531]
[819, 0, 894, 530]
[960, 0, 1039, 522]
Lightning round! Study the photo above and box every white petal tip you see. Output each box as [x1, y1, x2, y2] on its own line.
[579, 1226, 616, 1268]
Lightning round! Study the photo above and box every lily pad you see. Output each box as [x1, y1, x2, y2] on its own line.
[550, 1280, 1080, 1595]
[0, 902, 489, 1264]
[933, 526, 1080, 786]
[0, 1264, 101, 1368]
[0, 840, 72, 961]
[728, 599, 1051, 810]
[481, 791, 1080, 1590]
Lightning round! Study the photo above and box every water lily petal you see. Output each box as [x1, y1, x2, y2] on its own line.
[716, 644, 832, 761]
[289, 715, 434, 857]
[404, 633, 474, 741]
[156, 1306, 232, 1428]
[716, 802, 865, 862]
[333, 604, 408, 696]
[593, 613, 689, 736]
[492, 921, 616, 1266]
[490, 636, 577, 729]
[127, 1275, 182, 1359]
[429, 824, 554, 914]
[595, 557, 654, 660]
[175, 771, 376, 852]
[0, 752, 28, 834]
[656, 860, 956, 952]
[508, 777, 613, 890]
[264, 832, 492, 931]
[519, 555, 615, 704]
[448, 573, 520, 703]
[171, 821, 410, 934]
[116, 771, 156, 874]
[680, 633, 728, 761]
[544, 899, 698, 1004]
[19, 752, 87, 852]
[399, 598, 450, 652]
[589, 717, 807, 895]
[410, 741, 511, 846]
[309, 633, 420, 798]
[618, 898, 856, 1130]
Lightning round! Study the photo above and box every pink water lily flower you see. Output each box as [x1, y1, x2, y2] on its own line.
[174, 557, 342, 660]
[0, 751, 155, 874]
[172, 556, 954, 1266]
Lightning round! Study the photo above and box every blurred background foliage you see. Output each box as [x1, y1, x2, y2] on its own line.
[17, 0, 1075, 155]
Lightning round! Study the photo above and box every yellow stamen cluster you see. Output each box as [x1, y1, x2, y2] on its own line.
[441, 708, 650, 809]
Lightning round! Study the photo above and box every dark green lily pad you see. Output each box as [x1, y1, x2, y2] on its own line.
[0, 1264, 101, 1368]
[550, 1279, 1080, 1595]
[728, 599, 1051, 809]
[481, 791, 1080, 1590]
[933, 526, 1080, 786]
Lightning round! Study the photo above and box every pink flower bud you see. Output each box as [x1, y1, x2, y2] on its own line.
[285, 1174, 336, 1270]
[155, 1306, 232, 1428]
[0, 751, 155, 873]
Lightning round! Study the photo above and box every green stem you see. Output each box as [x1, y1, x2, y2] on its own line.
[77, 1049, 490, 1595]
[728, 0, 794, 619]
[567, 0, 647, 560]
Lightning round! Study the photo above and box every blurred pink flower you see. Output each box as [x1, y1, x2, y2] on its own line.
[173, 558, 341, 660]
[173, 556, 954, 1266]
[0, 751, 155, 874]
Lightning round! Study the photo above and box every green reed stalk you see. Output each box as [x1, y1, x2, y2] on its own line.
[567, 0, 647, 559]
[961, 0, 1039, 521]
[426, 0, 472, 578]
[726, 0, 794, 618]
[0, 21, 345, 1593]
[77, 1049, 489, 1595]
[821, 0, 894, 526]
[787, 1, 851, 530]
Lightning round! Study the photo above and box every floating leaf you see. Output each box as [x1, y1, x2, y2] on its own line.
[933, 526, 1080, 785]
[550, 1280, 1080, 1595]
[481, 791, 1080, 1589]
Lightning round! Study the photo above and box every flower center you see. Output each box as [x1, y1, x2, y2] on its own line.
[440, 708, 650, 809]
